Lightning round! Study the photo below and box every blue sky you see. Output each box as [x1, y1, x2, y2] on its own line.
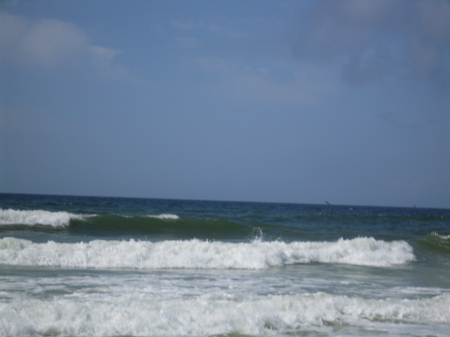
[1, 0, 449, 208]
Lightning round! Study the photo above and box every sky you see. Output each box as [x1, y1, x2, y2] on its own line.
[1, 0, 449, 208]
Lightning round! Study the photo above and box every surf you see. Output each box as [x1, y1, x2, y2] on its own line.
[0, 208, 86, 227]
[0, 236, 415, 270]
[1, 292, 448, 337]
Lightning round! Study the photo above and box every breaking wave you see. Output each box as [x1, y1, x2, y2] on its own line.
[146, 214, 179, 220]
[1, 292, 448, 336]
[0, 209, 86, 227]
[0, 237, 415, 269]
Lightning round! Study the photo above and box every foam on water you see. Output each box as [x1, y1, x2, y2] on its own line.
[0, 237, 415, 269]
[146, 214, 180, 220]
[1, 292, 448, 336]
[0, 209, 86, 227]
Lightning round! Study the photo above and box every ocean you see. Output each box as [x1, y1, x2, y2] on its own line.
[0, 193, 449, 337]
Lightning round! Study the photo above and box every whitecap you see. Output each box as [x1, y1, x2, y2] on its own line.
[0, 237, 415, 269]
[146, 214, 180, 220]
[0, 209, 86, 227]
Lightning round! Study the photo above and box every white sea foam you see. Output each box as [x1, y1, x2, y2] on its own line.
[0, 237, 415, 269]
[0, 209, 85, 227]
[146, 213, 180, 220]
[0, 291, 448, 336]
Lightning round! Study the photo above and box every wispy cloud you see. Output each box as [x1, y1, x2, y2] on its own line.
[377, 111, 438, 130]
[169, 19, 222, 32]
[169, 18, 252, 39]
[194, 57, 339, 107]
[0, 11, 129, 80]
[293, 0, 450, 88]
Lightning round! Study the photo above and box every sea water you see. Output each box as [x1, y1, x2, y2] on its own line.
[0, 193, 449, 337]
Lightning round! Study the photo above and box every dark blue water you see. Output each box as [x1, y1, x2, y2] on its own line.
[0, 193, 449, 336]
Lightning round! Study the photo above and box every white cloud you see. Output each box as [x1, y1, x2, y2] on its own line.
[0, 11, 128, 79]
[21, 18, 87, 67]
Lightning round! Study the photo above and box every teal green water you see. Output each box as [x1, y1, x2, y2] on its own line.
[0, 194, 449, 336]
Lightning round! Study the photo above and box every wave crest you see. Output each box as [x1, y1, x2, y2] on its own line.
[146, 214, 180, 220]
[418, 232, 450, 254]
[0, 237, 415, 269]
[0, 209, 86, 227]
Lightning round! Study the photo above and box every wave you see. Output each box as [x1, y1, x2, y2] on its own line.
[146, 213, 180, 220]
[0, 237, 415, 269]
[0, 209, 181, 227]
[1, 292, 448, 336]
[0, 209, 259, 239]
[418, 233, 450, 255]
[0, 208, 86, 227]
[70, 215, 254, 239]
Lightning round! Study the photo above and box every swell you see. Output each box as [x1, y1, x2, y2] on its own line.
[69, 215, 256, 240]
[295, 212, 449, 225]
[0, 209, 271, 240]
[2, 208, 448, 243]
[417, 233, 450, 255]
